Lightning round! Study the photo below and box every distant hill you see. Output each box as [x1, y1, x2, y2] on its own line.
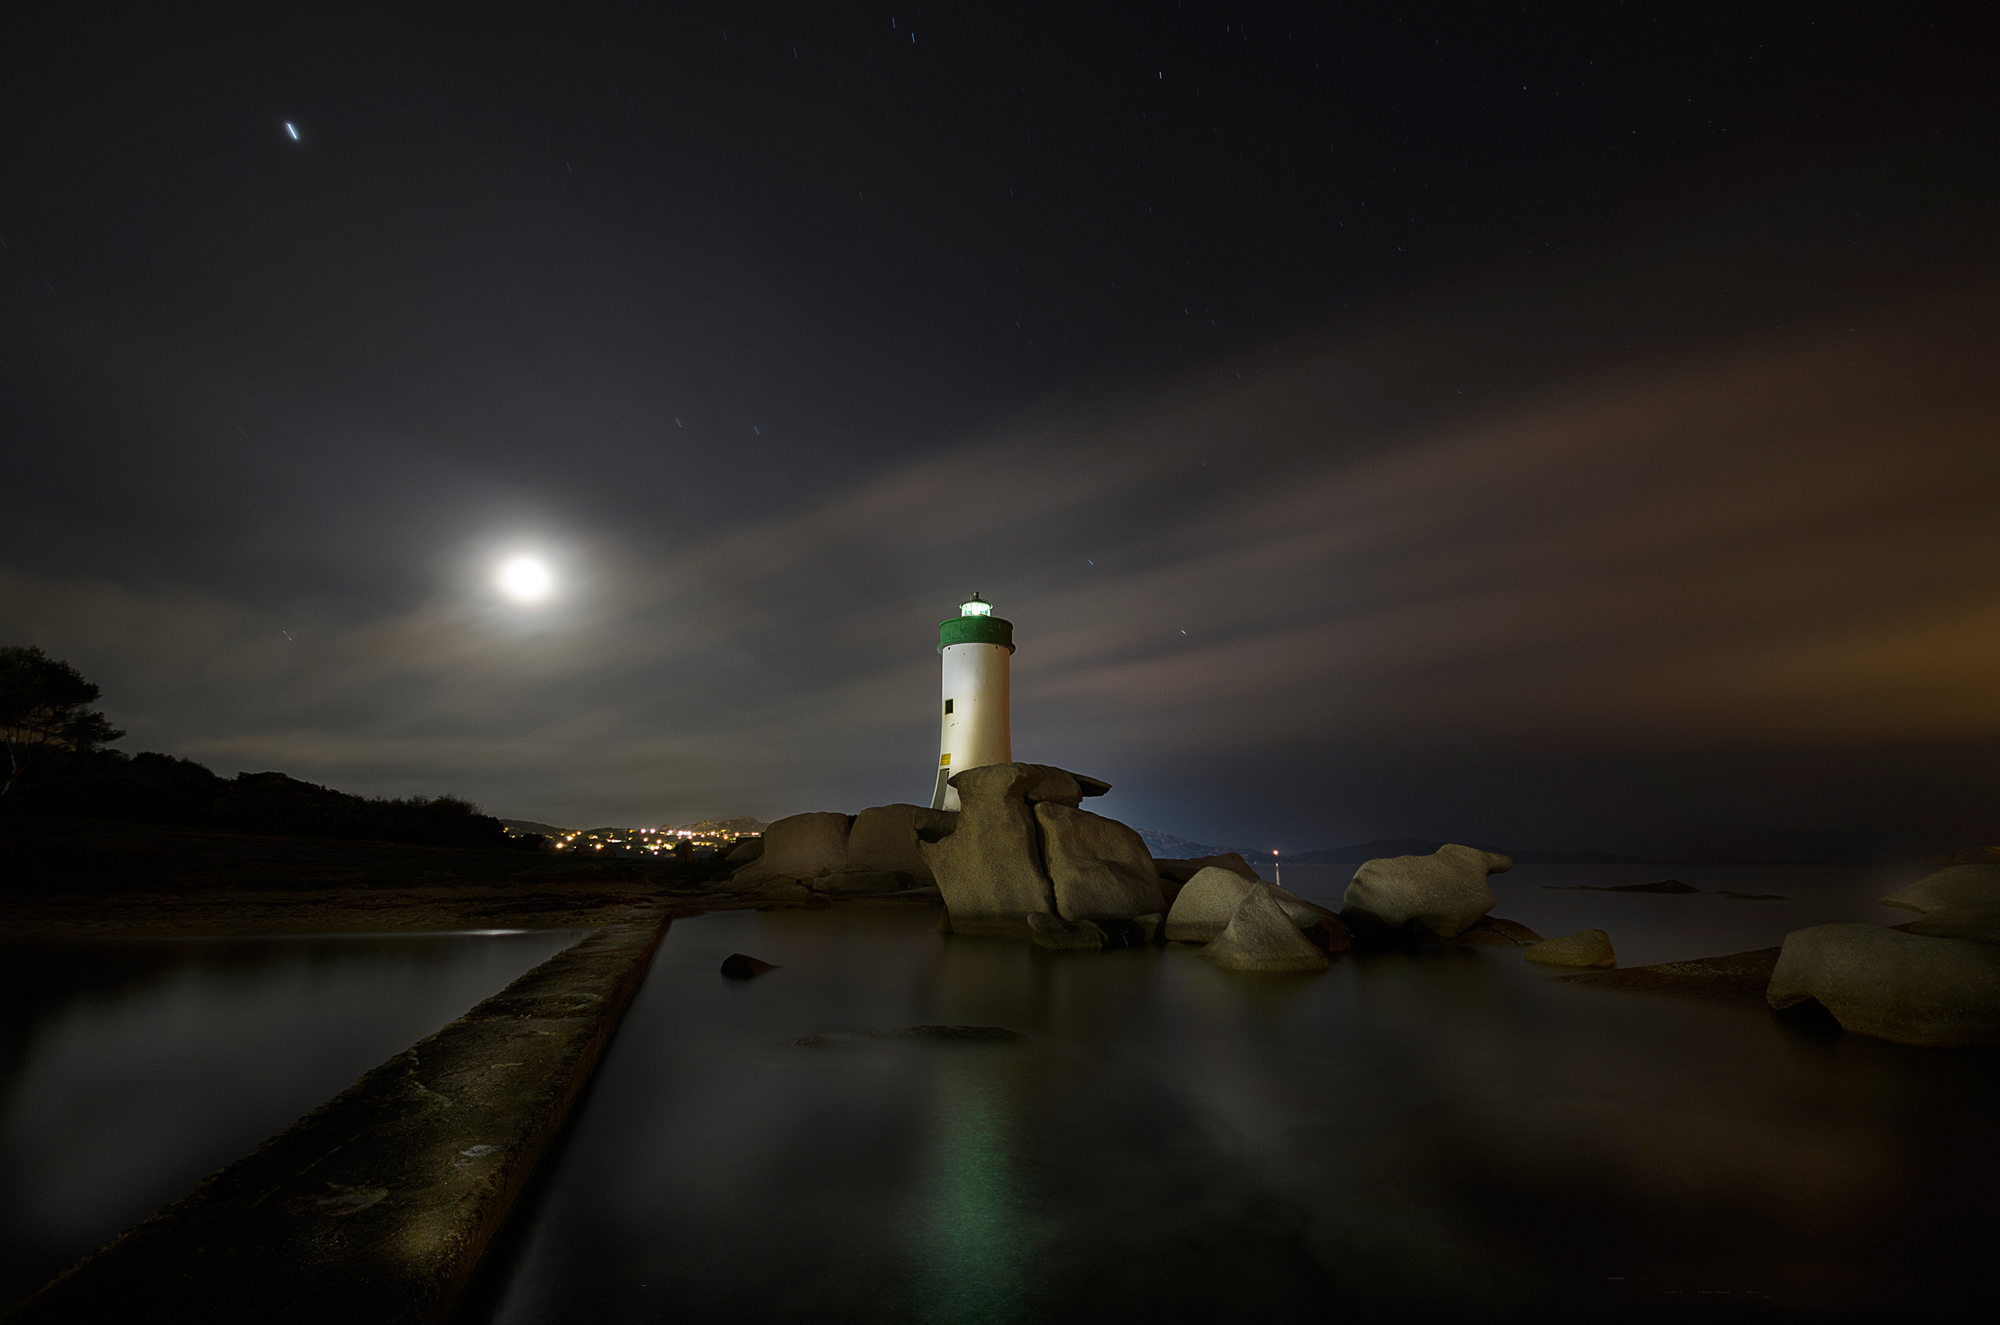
[663, 816, 767, 836]
[500, 818, 568, 836]
[1138, 829, 1223, 859]
[1127, 831, 1834, 868]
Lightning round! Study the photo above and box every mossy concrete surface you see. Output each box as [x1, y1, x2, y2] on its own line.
[5, 907, 670, 1324]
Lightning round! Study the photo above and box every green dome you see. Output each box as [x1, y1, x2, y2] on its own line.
[938, 594, 1015, 652]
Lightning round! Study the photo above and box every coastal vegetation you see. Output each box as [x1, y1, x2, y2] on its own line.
[0, 646, 733, 900]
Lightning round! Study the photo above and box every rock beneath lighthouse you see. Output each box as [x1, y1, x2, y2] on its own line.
[1767, 923, 2000, 1047]
[920, 765, 1060, 935]
[968, 763, 1115, 810]
[1201, 887, 1331, 973]
[1164, 867, 1327, 942]
[841, 803, 938, 884]
[1340, 844, 1512, 940]
[1036, 803, 1165, 922]
[730, 811, 852, 886]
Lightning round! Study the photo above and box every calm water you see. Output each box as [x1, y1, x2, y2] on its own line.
[468, 865, 2000, 1321]
[0, 929, 583, 1307]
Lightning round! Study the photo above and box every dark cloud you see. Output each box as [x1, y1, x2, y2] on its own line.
[9, 269, 1998, 856]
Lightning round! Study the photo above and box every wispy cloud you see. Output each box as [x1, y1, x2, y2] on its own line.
[7, 283, 1997, 840]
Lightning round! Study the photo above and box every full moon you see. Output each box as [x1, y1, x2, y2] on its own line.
[496, 555, 554, 602]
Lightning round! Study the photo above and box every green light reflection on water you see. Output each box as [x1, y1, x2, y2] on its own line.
[907, 1055, 1038, 1325]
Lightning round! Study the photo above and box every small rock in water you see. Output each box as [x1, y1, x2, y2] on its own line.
[793, 1025, 1026, 1049]
[1526, 930, 1616, 967]
[720, 953, 779, 980]
[893, 1025, 1026, 1043]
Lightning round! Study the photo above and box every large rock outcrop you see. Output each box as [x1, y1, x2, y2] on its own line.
[842, 803, 940, 885]
[729, 803, 956, 894]
[1164, 866, 1328, 942]
[728, 811, 851, 888]
[1880, 864, 2000, 915]
[1153, 852, 1262, 908]
[921, 763, 1103, 936]
[1767, 923, 2000, 1047]
[1036, 803, 1164, 922]
[1201, 887, 1331, 973]
[1340, 844, 1512, 939]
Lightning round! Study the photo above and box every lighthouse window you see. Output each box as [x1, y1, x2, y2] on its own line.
[944, 699, 954, 714]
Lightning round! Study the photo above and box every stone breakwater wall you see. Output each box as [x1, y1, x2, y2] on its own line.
[4, 908, 671, 1325]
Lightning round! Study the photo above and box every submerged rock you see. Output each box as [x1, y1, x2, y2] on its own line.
[1546, 879, 1699, 894]
[1561, 947, 1779, 1003]
[1036, 803, 1166, 922]
[1526, 930, 1616, 967]
[720, 953, 778, 980]
[795, 1025, 1026, 1048]
[1201, 887, 1331, 972]
[1767, 923, 2000, 1047]
[1341, 844, 1512, 939]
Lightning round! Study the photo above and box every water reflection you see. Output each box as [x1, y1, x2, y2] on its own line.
[469, 881, 1994, 1320]
[909, 1058, 1033, 1325]
[0, 930, 583, 1307]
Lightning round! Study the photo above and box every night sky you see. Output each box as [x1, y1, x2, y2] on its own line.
[5, 2, 1997, 859]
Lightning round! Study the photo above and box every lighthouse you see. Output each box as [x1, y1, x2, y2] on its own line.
[931, 593, 1015, 811]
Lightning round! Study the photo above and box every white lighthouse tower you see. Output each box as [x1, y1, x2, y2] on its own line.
[930, 593, 1015, 811]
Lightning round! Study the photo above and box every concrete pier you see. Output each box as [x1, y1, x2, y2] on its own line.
[5, 907, 670, 1323]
